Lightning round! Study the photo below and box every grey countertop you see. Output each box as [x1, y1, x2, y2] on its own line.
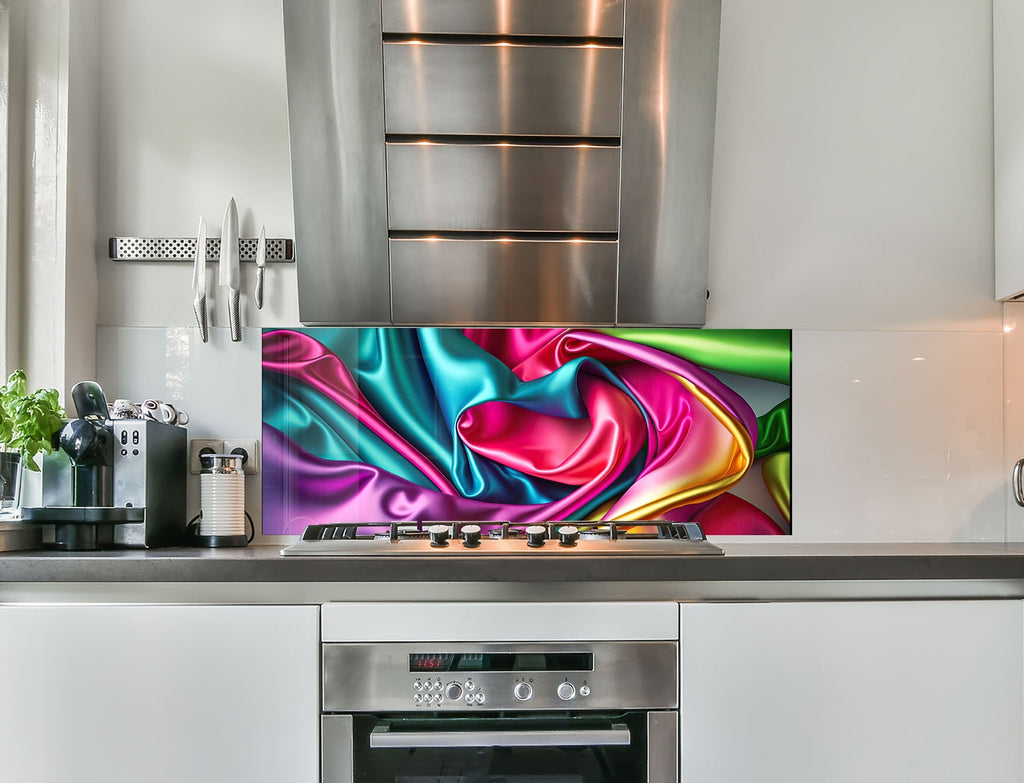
[2, 541, 1024, 585]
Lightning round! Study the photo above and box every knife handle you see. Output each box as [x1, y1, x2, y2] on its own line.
[193, 296, 209, 343]
[255, 267, 265, 310]
[228, 289, 241, 342]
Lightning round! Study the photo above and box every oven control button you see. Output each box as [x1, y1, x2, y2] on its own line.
[474, 692, 485, 705]
[465, 680, 475, 691]
[445, 682, 464, 701]
[434, 693, 443, 704]
[465, 694, 474, 705]
[428, 524, 450, 547]
[413, 694, 422, 705]
[579, 685, 591, 697]
[525, 525, 547, 548]
[413, 680, 423, 691]
[513, 682, 533, 701]
[557, 682, 576, 701]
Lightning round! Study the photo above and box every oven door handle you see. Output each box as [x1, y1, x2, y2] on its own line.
[368, 723, 631, 749]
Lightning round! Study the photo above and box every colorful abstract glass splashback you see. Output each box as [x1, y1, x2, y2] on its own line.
[262, 328, 792, 535]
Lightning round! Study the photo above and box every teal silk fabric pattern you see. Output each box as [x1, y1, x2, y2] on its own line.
[263, 328, 792, 535]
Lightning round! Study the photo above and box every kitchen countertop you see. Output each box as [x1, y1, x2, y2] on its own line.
[2, 541, 1024, 603]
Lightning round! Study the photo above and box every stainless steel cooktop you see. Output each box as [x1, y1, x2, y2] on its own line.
[280, 521, 723, 557]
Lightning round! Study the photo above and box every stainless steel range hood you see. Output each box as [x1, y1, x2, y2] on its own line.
[283, 0, 721, 326]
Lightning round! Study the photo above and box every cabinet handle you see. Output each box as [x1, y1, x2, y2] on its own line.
[1013, 458, 1024, 507]
[369, 723, 630, 749]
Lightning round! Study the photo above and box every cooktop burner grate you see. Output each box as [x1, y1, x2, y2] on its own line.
[280, 520, 723, 557]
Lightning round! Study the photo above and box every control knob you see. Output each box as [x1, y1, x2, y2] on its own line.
[525, 525, 547, 548]
[556, 682, 576, 701]
[445, 682, 464, 701]
[428, 524, 450, 548]
[513, 682, 533, 701]
[557, 525, 579, 547]
[461, 524, 482, 548]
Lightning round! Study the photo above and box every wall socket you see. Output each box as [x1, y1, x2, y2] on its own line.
[223, 439, 260, 475]
[188, 439, 224, 474]
[188, 438, 260, 475]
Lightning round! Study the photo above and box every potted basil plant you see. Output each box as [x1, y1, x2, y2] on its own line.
[0, 370, 65, 515]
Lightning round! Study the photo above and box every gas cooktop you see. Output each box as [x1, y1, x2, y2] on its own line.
[280, 520, 723, 557]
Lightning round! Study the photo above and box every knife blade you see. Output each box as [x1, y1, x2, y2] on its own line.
[192, 217, 209, 342]
[254, 224, 266, 310]
[219, 197, 241, 342]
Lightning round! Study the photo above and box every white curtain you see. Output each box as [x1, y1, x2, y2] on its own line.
[0, 0, 98, 401]
[0, 0, 13, 380]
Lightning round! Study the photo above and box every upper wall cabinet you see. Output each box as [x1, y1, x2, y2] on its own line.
[283, 0, 721, 326]
[995, 0, 1024, 300]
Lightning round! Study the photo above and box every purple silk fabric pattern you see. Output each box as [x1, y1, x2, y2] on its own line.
[263, 328, 789, 535]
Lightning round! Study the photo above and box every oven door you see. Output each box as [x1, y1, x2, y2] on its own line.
[323, 711, 677, 783]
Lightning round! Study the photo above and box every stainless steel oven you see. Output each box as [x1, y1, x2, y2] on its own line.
[321, 641, 678, 783]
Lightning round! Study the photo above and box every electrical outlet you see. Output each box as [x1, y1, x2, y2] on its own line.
[223, 438, 260, 475]
[189, 439, 224, 474]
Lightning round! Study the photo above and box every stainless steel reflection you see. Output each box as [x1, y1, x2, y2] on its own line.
[390, 238, 617, 324]
[617, 0, 721, 325]
[322, 715, 354, 782]
[322, 641, 678, 712]
[646, 712, 679, 782]
[284, 0, 721, 326]
[381, 0, 625, 37]
[386, 143, 620, 231]
[384, 42, 623, 137]
[283, 0, 391, 324]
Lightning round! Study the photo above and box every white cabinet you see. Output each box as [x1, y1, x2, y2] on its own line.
[0, 604, 319, 783]
[680, 601, 1023, 783]
[996, 0, 1024, 299]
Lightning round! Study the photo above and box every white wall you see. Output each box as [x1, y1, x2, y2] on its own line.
[92, 0, 1006, 542]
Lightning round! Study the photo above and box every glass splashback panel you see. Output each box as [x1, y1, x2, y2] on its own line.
[262, 328, 791, 535]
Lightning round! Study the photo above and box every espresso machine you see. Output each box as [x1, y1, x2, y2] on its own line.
[22, 381, 187, 550]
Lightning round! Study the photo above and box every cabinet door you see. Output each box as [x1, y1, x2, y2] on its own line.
[680, 601, 1023, 783]
[996, 0, 1024, 299]
[0, 604, 319, 783]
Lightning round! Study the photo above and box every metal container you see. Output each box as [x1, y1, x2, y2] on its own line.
[197, 453, 247, 548]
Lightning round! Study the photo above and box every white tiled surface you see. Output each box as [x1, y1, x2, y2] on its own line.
[790, 330, 1004, 542]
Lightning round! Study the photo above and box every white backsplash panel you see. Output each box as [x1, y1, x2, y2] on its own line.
[95, 326, 1006, 543]
[1002, 302, 1024, 541]
[96, 326, 267, 539]
[790, 330, 1004, 542]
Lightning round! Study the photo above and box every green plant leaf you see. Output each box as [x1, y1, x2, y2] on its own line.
[0, 370, 65, 471]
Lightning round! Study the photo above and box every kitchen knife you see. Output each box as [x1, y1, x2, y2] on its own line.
[192, 217, 209, 342]
[219, 197, 241, 342]
[254, 224, 266, 310]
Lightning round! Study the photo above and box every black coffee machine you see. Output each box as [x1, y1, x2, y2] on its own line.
[22, 381, 187, 550]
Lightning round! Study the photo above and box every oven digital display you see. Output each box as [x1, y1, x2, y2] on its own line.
[410, 652, 594, 673]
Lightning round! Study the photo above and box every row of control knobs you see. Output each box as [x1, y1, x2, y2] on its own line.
[428, 524, 581, 548]
[414, 678, 590, 704]
[508, 681, 592, 701]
